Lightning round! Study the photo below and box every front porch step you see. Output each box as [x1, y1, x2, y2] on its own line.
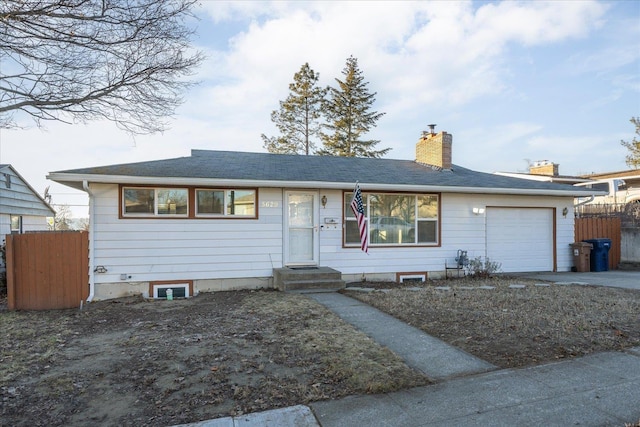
[282, 279, 345, 292]
[273, 267, 345, 291]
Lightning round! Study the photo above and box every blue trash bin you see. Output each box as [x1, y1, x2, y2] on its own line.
[582, 238, 611, 272]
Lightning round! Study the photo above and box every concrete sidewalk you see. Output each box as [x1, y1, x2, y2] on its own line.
[179, 349, 640, 426]
[515, 270, 640, 290]
[310, 348, 640, 426]
[176, 289, 640, 427]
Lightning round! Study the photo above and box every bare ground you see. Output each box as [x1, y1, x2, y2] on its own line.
[1, 278, 639, 426]
[0, 290, 427, 427]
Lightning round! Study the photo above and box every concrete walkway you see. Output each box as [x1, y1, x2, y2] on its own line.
[176, 283, 640, 427]
[306, 292, 496, 381]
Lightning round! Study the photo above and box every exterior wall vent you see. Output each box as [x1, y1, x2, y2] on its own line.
[150, 281, 193, 299]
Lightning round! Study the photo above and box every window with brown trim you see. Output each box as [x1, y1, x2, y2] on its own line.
[123, 187, 188, 217]
[344, 192, 439, 246]
[195, 189, 256, 217]
[120, 186, 257, 219]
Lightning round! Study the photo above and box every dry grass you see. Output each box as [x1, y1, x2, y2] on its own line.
[3, 280, 639, 426]
[0, 290, 428, 427]
[0, 311, 72, 383]
[344, 277, 640, 368]
[242, 293, 423, 394]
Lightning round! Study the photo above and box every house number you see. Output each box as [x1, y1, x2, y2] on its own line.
[261, 201, 279, 208]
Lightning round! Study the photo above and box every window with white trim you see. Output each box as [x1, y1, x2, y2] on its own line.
[344, 192, 439, 246]
[10, 215, 22, 234]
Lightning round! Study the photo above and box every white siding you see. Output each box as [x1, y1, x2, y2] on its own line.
[319, 193, 574, 277]
[90, 184, 575, 298]
[0, 214, 9, 239]
[0, 214, 49, 235]
[0, 166, 53, 217]
[1, 214, 49, 273]
[21, 215, 50, 232]
[91, 184, 283, 286]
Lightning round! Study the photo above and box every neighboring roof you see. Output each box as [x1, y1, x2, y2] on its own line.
[48, 150, 596, 197]
[581, 169, 640, 181]
[1, 164, 56, 216]
[494, 171, 591, 185]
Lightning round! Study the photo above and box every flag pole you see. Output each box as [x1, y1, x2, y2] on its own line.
[350, 181, 369, 254]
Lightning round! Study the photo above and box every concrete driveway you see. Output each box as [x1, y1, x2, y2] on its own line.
[515, 270, 640, 290]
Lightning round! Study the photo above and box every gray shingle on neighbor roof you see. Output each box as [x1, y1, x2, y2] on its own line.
[52, 149, 586, 192]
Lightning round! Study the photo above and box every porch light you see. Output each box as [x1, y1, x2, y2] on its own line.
[472, 207, 485, 215]
[321, 195, 327, 208]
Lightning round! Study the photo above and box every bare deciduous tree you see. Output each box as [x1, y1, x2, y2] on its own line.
[0, 0, 204, 134]
[50, 204, 72, 231]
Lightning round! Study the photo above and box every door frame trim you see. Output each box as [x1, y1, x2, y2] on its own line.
[283, 190, 320, 266]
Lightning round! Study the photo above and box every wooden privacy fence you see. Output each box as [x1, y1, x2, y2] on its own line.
[6, 231, 89, 310]
[574, 217, 621, 271]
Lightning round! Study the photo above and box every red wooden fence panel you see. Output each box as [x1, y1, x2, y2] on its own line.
[574, 217, 621, 271]
[6, 231, 89, 310]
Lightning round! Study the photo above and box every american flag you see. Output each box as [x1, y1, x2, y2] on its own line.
[350, 183, 369, 253]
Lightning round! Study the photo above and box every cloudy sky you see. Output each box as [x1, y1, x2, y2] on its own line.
[1, 0, 639, 217]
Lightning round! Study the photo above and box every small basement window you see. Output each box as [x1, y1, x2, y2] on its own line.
[396, 273, 427, 283]
[152, 283, 190, 299]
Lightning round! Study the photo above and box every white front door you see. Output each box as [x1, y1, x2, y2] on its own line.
[284, 191, 319, 266]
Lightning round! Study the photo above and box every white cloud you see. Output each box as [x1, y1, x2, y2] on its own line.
[2, 0, 633, 218]
[473, 1, 606, 46]
[189, 0, 610, 131]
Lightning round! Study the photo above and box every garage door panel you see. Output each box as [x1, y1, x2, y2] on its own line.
[487, 208, 553, 273]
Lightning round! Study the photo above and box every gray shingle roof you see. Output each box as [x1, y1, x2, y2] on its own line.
[50, 149, 591, 194]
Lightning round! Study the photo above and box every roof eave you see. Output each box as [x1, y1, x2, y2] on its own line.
[47, 173, 591, 197]
[7, 165, 56, 215]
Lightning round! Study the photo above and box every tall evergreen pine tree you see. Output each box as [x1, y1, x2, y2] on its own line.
[319, 56, 389, 158]
[262, 63, 327, 155]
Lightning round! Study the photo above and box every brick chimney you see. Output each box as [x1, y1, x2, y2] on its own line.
[529, 160, 558, 176]
[415, 125, 452, 170]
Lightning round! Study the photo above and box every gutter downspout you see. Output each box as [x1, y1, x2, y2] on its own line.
[573, 195, 595, 209]
[82, 180, 95, 302]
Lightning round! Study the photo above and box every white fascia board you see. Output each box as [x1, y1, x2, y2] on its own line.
[494, 172, 592, 184]
[8, 165, 57, 215]
[47, 172, 591, 197]
[494, 172, 552, 182]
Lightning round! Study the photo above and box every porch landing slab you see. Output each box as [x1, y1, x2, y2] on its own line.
[273, 267, 345, 292]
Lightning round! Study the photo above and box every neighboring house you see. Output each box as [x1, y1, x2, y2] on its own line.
[496, 161, 640, 205]
[48, 130, 595, 301]
[0, 164, 55, 236]
[1, 164, 56, 273]
[495, 160, 592, 185]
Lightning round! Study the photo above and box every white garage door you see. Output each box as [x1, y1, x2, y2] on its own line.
[486, 208, 554, 273]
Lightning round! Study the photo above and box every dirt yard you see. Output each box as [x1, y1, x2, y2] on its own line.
[0, 290, 427, 427]
[1, 277, 639, 427]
